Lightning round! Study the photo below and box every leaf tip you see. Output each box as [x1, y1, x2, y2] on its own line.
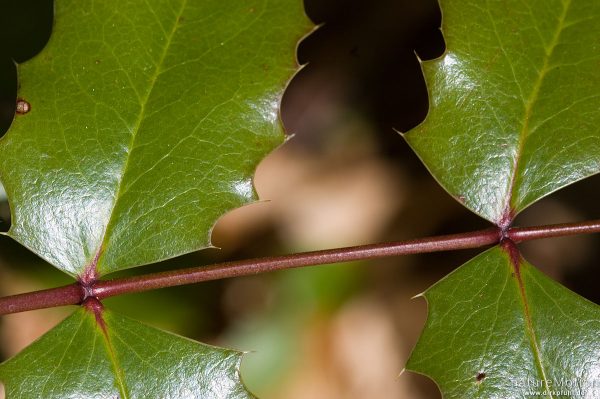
[411, 291, 426, 300]
[397, 367, 406, 378]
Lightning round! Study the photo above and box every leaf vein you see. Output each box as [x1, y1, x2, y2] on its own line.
[91, 0, 189, 275]
[504, 0, 572, 220]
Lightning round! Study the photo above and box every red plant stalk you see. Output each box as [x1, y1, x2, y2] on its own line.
[1, 219, 599, 315]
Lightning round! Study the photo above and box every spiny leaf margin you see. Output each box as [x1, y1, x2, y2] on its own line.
[405, 0, 600, 224]
[0, 305, 256, 398]
[0, 0, 312, 277]
[406, 246, 600, 398]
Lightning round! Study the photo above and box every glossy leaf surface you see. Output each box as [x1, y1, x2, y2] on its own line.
[0, 0, 310, 277]
[405, 0, 600, 224]
[0, 305, 253, 398]
[407, 246, 600, 398]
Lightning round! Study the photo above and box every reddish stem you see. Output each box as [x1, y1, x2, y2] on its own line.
[1, 218, 599, 316]
[0, 227, 501, 315]
[508, 219, 600, 242]
[0, 284, 82, 315]
[93, 227, 501, 300]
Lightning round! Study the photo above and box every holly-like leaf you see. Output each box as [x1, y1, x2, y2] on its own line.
[0, 304, 254, 398]
[0, 0, 311, 278]
[405, 0, 600, 225]
[407, 246, 600, 398]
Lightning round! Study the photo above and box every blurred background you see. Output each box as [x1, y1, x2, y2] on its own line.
[0, 1, 599, 398]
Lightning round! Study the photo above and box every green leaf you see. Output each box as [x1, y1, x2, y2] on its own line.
[405, 0, 600, 224]
[0, 304, 253, 398]
[0, 0, 311, 277]
[407, 246, 600, 398]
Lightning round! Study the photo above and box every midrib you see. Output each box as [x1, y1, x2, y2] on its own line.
[512, 261, 554, 398]
[85, 0, 188, 277]
[502, 0, 572, 221]
[96, 312, 130, 398]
